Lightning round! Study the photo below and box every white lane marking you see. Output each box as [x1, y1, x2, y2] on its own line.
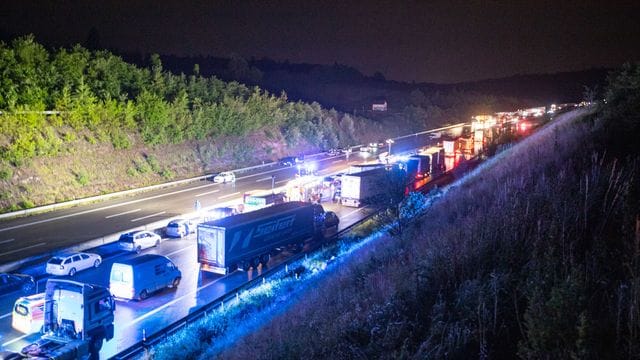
[341, 207, 365, 219]
[0, 312, 11, 319]
[165, 243, 195, 257]
[331, 160, 342, 164]
[0, 242, 46, 257]
[195, 189, 220, 197]
[275, 179, 289, 185]
[1, 332, 31, 347]
[0, 183, 219, 233]
[131, 211, 166, 222]
[128, 266, 229, 327]
[0, 238, 15, 244]
[105, 208, 141, 219]
[218, 192, 240, 200]
[255, 176, 273, 182]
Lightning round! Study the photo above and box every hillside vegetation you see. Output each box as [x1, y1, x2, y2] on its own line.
[0, 36, 404, 212]
[194, 65, 638, 358]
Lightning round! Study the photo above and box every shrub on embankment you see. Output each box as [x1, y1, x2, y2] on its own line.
[200, 66, 638, 358]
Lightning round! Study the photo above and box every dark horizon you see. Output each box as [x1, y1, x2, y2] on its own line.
[2, 1, 639, 84]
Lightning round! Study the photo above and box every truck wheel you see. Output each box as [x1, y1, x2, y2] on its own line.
[139, 290, 149, 300]
[260, 254, 270, 266]
[89, 336, 104, 360]
[172, 277, 181, 288]
[69, 268, 77, 276]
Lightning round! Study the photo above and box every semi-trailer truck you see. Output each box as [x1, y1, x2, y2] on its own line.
[340, 168, 388, 207]
[0, 279, 115, 360]
[405, 155, 430, 179]
[348, 163, 385, 174]
[420, 146, 445, 175]
[197, 201, 328, 274]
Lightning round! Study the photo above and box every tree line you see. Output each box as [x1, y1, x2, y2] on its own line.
[0, 35, 365, 167]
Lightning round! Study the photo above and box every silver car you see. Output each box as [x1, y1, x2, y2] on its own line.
[118, 230, 162, 253]
[45, 252, 102, 276]
[165, 219, 195, 238]
[213, 172, 235, 183]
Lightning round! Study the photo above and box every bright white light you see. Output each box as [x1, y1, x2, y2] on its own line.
[305, 162, 317, 172]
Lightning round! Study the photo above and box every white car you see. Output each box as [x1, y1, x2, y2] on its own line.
[213, 171, 235, 183]
[118, 230, 162, 253]
[45, 252, 102, 276]
[165, 219, 195, 238]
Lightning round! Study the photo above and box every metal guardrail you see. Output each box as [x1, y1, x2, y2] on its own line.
[110, 208, 380, 360]
[394, 122, 467, 140]
[0, 162, 274, 221]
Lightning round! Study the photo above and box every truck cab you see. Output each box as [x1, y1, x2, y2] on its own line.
[16, 279, 115, 360]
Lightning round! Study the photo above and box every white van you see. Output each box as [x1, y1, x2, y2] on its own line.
[12, 293, 45, 334]
[109, 255, 181, 300]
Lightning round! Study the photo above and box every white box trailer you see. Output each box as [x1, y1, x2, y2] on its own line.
[340, 168, 387, 207]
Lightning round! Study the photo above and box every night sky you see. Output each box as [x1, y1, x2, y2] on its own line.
[2, 0, 639, 83]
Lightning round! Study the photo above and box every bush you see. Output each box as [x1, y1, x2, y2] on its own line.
[160, 168, 174, 180]
[110, 130, 132, 149]
[19, 199, 35, 209]
[134, 158, 151, 174]
[146, 155, 161, 173]
[74, 170, 89, 186]
[0, 166, 13, 180]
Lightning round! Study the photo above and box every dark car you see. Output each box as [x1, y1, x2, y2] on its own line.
[279, 156, 303, 167]
[0, 273, 35, 294]
[323, 211, 340, 229]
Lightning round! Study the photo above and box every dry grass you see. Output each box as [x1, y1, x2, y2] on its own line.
[206, 109, 639, 359]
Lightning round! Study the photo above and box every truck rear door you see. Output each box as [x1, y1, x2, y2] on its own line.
[198, 226, 226, 268]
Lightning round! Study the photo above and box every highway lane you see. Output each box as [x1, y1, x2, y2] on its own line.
[0, 125, 458, 266]
[0, 201, 376, 358]
[0, 156, 344, 264]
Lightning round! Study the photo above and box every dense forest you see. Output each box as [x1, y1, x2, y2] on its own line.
[146, 64, 639, 358]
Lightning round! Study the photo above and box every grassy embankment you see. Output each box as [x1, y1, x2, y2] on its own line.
[145, 64, 640, 359]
